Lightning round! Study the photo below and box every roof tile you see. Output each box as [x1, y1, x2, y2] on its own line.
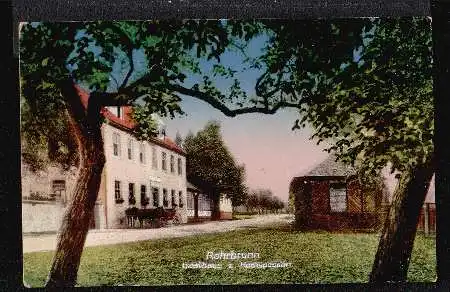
[74, 84, 184, 155]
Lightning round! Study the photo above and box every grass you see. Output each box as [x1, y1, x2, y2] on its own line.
[23, 227, 436, 287]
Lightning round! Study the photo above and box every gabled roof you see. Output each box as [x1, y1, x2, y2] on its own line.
[187, 181, 202, 192]
[296, 154, 436, 204]
[303, 154, 356, 177]
[74, 84, 185, 155]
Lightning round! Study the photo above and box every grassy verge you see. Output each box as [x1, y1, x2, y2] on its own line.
[232, 214, 255, 220]
[23, 227, 435, 287]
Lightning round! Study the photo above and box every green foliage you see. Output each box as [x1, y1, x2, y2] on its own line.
[131, 105, 160, 141]
[20, 18, 433, 178]
[288, 191, 295, 213]
[19, 20, 264, 170]
[174, 132, 183, 147]
[246, 189, 284, 213]
[20, 92, 78, 172]
[23, 228, 435, 286]
[286, 18, 433, 175]
[183, 121, 247, 203]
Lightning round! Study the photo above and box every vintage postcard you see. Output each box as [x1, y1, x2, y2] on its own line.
[19, 18, 435, 287]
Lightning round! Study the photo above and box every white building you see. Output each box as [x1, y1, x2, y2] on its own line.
[22, 85, 188, 231]
[186, 181, 233, 220]
[22, 85, 239, 232]
[99, 106, 188, 228]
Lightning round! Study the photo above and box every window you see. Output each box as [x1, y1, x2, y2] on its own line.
[199, 194, 211, 211]
[113, 133, 120, 156]
[152, 187, 159, 207]
[52, 180, 66, 202]
[114, 181, 123, 203]
[171, 189, 176, 207]
[330, 183, 347, 212]
[163, 188, 168, 207]
[162, 152, 167, 171]
[139, 144, 146, 164]
[152, 147, 157, 169]
[179, 191, 184, 208]
[117, 106, 122, 118]
[52, 180, 66, 197]
[128, 183, 135, 205]
[127, 138, 133, 160]
[140, 185, 148, 206]
[170, 155, 175, 173]
[187, 192, 194, 210]
[177, 158, 182, 175]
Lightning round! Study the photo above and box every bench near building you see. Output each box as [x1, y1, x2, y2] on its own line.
[22, 85, 229, 233]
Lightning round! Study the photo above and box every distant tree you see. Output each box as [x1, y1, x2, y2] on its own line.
[183, 121, 248, 219]
[288, 191, 295, 214]
[246, 191, 259, 213]
[174, 131, 183, 147]
[271, 196, 285, 214]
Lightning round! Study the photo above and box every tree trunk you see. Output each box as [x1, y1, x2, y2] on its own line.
[369, 157, 434, 283]
[194, 193, 199, 219]
[45, 81, 106, 287]
[432, 2, 450, 282]
[211, 192, 221, 220]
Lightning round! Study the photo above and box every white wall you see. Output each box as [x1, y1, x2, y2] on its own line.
[22, 201, 106, 232]
[21, 164, 77, 203]
[22, 201, 66, 233]
[220, 195, 233, 213]
[102, 123, 187, 228]
[187, 209, 212, 217]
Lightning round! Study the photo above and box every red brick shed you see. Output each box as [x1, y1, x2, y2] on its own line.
[290, 155, 388, 231]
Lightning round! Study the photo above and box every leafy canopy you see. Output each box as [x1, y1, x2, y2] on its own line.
[183, 121, 247, 201]
[20, 19, 432, 176]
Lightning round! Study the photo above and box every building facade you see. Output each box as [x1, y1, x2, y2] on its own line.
[186, 181, 233, 221]
[99, 108, 188, 228]
[289, 155, 387, 231]
[21, 164, 79, 233]
[21, 85, 188, 232]
[290, 155, 435, 232]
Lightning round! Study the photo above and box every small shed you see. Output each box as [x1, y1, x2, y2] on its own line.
[289, 155, 388, 231]
[186, 181, 233, 221]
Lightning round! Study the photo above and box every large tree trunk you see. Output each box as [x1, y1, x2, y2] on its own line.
[45, 81, 106, 287]
[432, 2, 450, 282]
[211, 192, 221, 220]
[369, 157, 434, 283]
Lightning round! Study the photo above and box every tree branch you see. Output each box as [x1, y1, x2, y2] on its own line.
[120, 49, 134, 89]
[168, 83, 303, 117]
[101, 23, 136, 89]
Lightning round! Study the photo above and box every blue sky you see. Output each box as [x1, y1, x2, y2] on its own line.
[159, 34, 329, 203]
[70, 25, 335, 202]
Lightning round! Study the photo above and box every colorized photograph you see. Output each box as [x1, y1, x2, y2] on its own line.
[19, 18, 434, 287]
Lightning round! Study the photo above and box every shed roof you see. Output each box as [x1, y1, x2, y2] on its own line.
[187, 181, 202, 192]
[304, 154, 356, 177]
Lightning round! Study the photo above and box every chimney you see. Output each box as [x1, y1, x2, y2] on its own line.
[159, 127, 167, 140]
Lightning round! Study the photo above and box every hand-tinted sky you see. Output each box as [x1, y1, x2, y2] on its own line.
[164, 97, 329, 203]
[161, 33, 330, 203]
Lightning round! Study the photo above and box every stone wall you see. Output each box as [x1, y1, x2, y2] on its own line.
[22, 200, 66, 233]
[22, 200, 106, 233]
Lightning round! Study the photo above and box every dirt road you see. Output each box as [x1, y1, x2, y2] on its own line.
[23, 214, 293, 253]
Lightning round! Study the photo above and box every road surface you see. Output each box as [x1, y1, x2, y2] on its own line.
[23, 214, 293, 253]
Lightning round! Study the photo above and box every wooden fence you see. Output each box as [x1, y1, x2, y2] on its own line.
[417, 203, 436, 235]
